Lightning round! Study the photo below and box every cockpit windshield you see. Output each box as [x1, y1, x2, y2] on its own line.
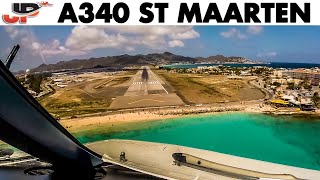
[1, 26, 320, 179]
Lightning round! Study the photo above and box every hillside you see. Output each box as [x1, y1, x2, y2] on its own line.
[31, 52, 252, 72]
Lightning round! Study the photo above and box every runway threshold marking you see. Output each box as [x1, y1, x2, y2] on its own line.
[133, 81, 160, 85]
[128, 99, 165, 105]
[148, 68, 169, 94]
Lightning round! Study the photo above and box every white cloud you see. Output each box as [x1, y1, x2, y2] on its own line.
[65, 26, 129, 51]
[220, 28, 247, 40]
[247, 26, 263, 34]
[65, 26, 199, 52]
[257, 52, 278, 58]
[220, 26, 263, 40]
[4, 26, 200, 59]
[4, 27, 90, 58]
[125, 47, 135, 52]
[101, 26, 199, 40]
[168, 29, 199, 40]
[4, 27, 21, 39]
[39, 39, 87, 56]
[168, 40, 184, 47]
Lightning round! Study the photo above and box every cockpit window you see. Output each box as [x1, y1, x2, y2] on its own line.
[1, 26, 320, 174]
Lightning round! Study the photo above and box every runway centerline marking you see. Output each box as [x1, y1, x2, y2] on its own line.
[146, 67, 169, 94]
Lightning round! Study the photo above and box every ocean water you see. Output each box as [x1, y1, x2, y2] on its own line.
[74, 113, 320, 170]
[163, 62, 320, 69]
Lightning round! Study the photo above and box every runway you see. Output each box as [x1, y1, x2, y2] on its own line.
[124, 66, 168, 96]
[109, 66, 184, 109]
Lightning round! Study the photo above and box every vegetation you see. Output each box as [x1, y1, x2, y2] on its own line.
[23, 73, 51, 93]
[252, 68, 272, 76]
[303, 84, 312, 91]
[287, 82, 294, 90]
[40, 74, 131, 118]
[168, 66, 274, 78]
[312, 92, 320, 108]
[272, 82, 281, 87]
[286, 82, 302, 90]
[158, 71, 265, 104]
[27, 74, 42, 93]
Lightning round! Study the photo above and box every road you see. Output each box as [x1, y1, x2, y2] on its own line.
[249, 79, 273, 100]
[109, 66, 184, 109]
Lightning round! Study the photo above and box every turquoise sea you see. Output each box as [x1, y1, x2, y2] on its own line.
[74, 113, 320, 170]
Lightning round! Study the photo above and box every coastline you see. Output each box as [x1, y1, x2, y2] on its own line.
[2, 104, 319, 153]
[60, 102, 319, 132]
[60, 103, 249, 131]
[59, 103, 269, 131]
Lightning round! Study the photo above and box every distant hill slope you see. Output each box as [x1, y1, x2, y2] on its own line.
[31, 52, 251, 72]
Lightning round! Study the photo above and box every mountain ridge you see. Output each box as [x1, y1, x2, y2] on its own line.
[31, 52, 255, 72]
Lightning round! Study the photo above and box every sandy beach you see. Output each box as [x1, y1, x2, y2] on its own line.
[61, 111, 178, 130]
[60, 101, 274, 131]
[60, 99, 320, 131]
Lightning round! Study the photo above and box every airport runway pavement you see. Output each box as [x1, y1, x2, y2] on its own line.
[109, 66, 184, 109]
[124, 66, 168, 96]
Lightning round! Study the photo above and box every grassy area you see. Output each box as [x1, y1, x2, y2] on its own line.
[121, 70, 138, 76]
[39, 69, 265, 117]
[110, 76, 131, 86]
[40, 92, 112, 118]
[40, 75, 131, 118]
[156, 71, 265, 104]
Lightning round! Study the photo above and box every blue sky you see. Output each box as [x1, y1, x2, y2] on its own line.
[0, 26, 320, 71]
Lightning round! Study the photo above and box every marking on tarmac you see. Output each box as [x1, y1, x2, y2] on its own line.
[147, 68, 169, 94]
[133, 81, 160, 85]
[132, 75, 138, 82]
[128, 99, 165, 105]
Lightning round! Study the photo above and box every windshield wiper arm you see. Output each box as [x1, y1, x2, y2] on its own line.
[5, 44, 20, 70]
